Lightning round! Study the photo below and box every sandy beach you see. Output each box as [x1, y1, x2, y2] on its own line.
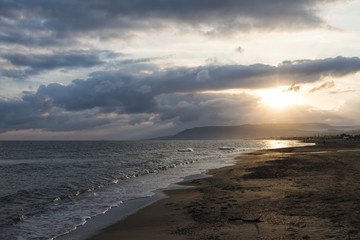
[88, 140, 360, 240]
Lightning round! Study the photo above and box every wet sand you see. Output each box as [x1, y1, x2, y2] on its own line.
[89, 140, 360, 239]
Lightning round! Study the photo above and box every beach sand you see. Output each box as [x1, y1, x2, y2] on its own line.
[88, 140, 360, 239]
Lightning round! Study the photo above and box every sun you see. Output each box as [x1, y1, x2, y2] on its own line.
[257, 87, 302, 109]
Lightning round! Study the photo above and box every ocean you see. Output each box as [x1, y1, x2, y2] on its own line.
[0, 140, 310, 240]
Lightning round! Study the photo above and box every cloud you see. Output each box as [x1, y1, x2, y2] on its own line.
[309, 80, 335, 93]
[339, 97, 360, 123]
[137, 85, 152, 94]
[156, 92, 349, 129]
[196, 70, 210, 82]
[0, 28, 70, 47]
[235, 46, 244, 53]
[0, 50, 123, 80]
[0, 69, 38, 81]
[283, 83, 301, 92]
[3, 52, 105, 70]
[278, 56, 360, 82]
[156, 93, 262, 126]
[0, 96, 111, 132]
[0, 0, 338, 47]
[329, 89, 358, 95]
[32, 56, 359, 113]
[117, 57, 159, 65]
[261, 105, 347, 124]
[0, 56, 359, 135]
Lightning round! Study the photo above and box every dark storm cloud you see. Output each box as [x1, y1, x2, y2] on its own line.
[0, 98, 49, 127]
[0, 56, 359, 133]
[35, 75, 157, 113]
[0, 0, 336, 46]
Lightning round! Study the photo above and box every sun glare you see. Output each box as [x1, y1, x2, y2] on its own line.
[257, 87, 302, 109]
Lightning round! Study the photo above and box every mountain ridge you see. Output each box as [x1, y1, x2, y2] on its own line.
[152, 123, 348, 140]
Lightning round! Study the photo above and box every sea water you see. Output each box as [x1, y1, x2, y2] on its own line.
[0, 140, 310, 240]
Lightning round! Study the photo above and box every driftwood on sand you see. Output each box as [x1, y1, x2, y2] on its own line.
[228, 216, 263, 223]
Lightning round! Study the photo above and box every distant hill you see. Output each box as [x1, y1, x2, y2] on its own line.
[153, 123, 347, 140]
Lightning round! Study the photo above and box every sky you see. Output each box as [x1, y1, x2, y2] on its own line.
[1, 0, 360, 140]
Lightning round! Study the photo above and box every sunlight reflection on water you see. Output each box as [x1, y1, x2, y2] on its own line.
[264, 140, 309, 149]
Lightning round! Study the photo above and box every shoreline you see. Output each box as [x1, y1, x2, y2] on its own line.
[56, 173, 211, 240]
[56, 140, 313, 240]
[87, 140, 360, 239]
[55, 142, 245, 240]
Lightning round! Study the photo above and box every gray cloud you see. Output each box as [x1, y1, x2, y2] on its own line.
[283, 83, 301, 92]
[309, 80, 335, 93]
[3, 52, 105, 70]
[0, 0, 337, 47]
[0, 96, 110, 132]
[261, 105, 347, 124]
[279, 56, 360, 80]
[155, 93, 261, 127]
[0, 69, 38, 81]
[0, 56, 359, 134]
[330, 89, 358, 95]
[0, 50, 122, 80]
[151, 56, 360, 93]
[32, 56, 360, 113]
[235, 46, 244, 53]
[115, 56, 171, 66]
[340, 98, 360, 123]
